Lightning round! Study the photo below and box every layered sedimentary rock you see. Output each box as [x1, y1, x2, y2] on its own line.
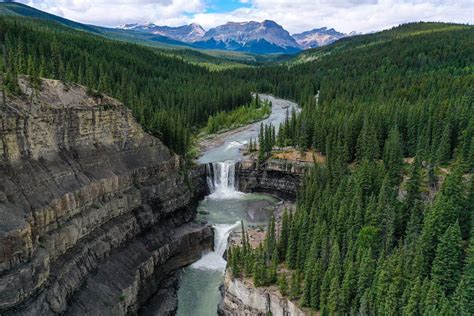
[220, 158, 307, 315]
[218, 271, 305, 316]
[236, 159, 307, 200]
[0, 78, 213, 315]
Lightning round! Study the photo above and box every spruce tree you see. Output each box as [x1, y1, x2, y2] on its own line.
[258, 122, 265, 165]
[301, 267, 313, 307]
[278, 272, 289, 296]
[403, 277, 422, 316]
[431, 223, 463, 295]
[459, 234, 474, 314]
[436, 124, 451, 164]
[286, 221, 298, 269]
[289, 271, 301, 300]
[383, 126, 404, 183]
[278, 209, 290, 262]
[265, 215, 277, 261]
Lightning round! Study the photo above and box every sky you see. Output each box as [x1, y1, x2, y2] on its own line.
[14, 0, 474, 34]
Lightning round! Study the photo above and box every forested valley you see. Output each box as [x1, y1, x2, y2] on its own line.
[0, 13, 472, 315]
[227, 23, 473, 315]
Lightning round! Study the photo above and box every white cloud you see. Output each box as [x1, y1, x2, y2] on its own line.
[192, 0, 474, 33]
[16, 0, 474, 33]
[19, 0, 205, 26]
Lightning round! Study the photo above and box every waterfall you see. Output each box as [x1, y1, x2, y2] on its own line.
[191, 222, 240, 272]
[206, 161, 243, 200]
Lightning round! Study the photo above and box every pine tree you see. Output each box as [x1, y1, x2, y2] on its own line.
[278, 272, 289, 296]
[253, 246, 266, 286]
[265, 215, 277, 261]
[340, 261, 356, 314]
[457, 234, 474, 314]
[436, 124, 451, 164]
[327, 274, 341, 315]
[421, 166, 465, 274]
[268, 251, 278, 284]
[278, 209, 290, 262]
[241, 220, 248, 255]
[383, 126, 404, 183]
[310, 260, 322, 309]
[50, 37, 64, 80]
[431, 223, 462, 295]
[423, 281, 444, 315]
[356, 118, 379, 162]
[403, 277, 422, 316]
[286, 220, 298, 269]
[301, 267, 313, 307]
[258, 122, 265, 165]
[289, 271, 301, 300]
[357, 248, 375, 304]
[15, 39, 26, 74]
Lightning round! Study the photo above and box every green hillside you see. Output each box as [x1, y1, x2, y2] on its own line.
[0, 2, 264, 64]
[291, 22, 473, 64]
[228, 22, 474, 315]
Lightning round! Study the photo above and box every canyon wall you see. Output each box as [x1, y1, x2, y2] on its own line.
[0, 78, 213, 315]
[221, 158, 308, 315]
[236, 159, 308, 200]
[218, 271, 306, 316]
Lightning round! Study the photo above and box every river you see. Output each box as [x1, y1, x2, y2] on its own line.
[176, 95, 298, 316]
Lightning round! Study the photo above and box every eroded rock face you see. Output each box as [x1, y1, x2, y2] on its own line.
[218, 271, 306, 316]
[236, 159, 307, 201]
[220, 159, 307, 315]
[0, 79, 212, 315]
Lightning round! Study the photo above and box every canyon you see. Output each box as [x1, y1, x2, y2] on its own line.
[0, 84, 305, 315]
[0, 78, 213, 315]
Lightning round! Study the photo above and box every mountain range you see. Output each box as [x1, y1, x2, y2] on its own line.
[119, 20, 348, 54]
[0, 1, 348, 55]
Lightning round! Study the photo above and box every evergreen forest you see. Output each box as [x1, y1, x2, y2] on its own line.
[0, 9, 472, 314]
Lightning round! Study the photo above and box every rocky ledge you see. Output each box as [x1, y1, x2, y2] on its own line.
[218, 270, 305, 316]
[0, 78, 213, 315]
[236, 159, 308, 201]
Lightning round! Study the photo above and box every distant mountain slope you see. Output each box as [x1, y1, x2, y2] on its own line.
[291, 22, 473, 64]
[292, 27, 347, 49]
[119, 22, 206, 42]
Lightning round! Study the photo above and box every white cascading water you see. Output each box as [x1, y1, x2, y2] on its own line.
[206, 161, 244, 200]
[191, 222, 240, 272]
[190, 161, 245, 272]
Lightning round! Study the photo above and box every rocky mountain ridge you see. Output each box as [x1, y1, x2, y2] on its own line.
[119, 22, 206, 42]
[118, 20, 349, 54]
[292, 27, 346, 49]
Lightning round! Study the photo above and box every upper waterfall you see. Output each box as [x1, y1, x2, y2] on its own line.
[206, 161, 244, 200]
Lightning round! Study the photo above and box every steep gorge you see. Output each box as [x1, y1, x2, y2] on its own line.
[0, 78, 213, 315]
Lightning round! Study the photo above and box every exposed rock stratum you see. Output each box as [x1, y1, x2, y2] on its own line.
[0, 78, 213, 315]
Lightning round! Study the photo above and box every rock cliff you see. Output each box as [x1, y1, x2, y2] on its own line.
[0, 78, 213, 315]
[236, 159, 308, 200]
[218, 271, 306, 316]
[221, 158, 308, 315]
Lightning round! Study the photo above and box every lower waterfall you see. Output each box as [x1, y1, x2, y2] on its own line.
[191, 222, 239, 272]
